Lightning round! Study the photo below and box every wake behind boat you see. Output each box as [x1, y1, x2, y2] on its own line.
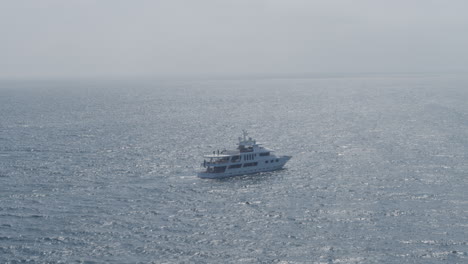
[198, 131, 291, 179]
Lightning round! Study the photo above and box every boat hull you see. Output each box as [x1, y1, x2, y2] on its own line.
[198, 156, 291, 179]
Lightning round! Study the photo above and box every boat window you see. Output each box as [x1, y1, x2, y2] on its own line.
[243, 162, 258, 167]
[231, 155, 240, 162]
[276, 159, 279, 162]
[228, 164, 242, 169]
[239, 146, 253, 153]
[265, 161, 268, 163]
[213, 166, 227, 173]
[260, 152, 270, 156]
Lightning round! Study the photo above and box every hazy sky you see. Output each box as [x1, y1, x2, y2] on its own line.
[1, 0, 467, 79]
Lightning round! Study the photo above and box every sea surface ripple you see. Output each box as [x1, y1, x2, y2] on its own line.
[1, 75, 467, 263]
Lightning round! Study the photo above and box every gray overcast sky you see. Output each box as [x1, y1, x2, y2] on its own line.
[1, 0, 467, 79]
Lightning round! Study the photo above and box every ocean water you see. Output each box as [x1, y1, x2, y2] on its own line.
[0, 74, 467, 263]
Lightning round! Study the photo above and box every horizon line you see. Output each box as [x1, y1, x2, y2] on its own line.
[0, 71, 466, 82]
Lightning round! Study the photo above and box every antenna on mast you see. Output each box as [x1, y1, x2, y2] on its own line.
[242, 130, 248, 141]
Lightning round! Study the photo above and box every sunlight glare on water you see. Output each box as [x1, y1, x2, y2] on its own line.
[0, 75, 467, 263]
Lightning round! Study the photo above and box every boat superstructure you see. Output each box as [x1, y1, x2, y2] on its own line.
[198, 131, 291, 179]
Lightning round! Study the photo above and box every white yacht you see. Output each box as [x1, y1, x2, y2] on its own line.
[198, 131, 291, 179]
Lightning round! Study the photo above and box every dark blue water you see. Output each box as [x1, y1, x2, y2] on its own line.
[1, 75, 467, 263]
